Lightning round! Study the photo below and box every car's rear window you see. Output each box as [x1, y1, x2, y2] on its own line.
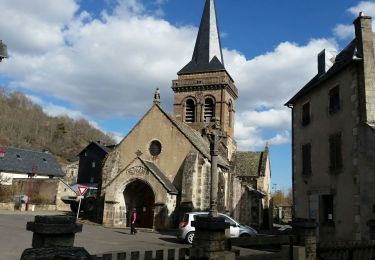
[193, 213, 208, 220]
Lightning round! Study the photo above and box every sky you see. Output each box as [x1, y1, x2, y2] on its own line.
[0, 0, 374, 192]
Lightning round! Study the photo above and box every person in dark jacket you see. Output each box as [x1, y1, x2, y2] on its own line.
[130, 208, 137, 235]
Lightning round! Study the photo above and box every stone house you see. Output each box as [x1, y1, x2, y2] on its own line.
[63, 161, 79, 185]
[231, 147, 272, 229]
[286, 13, 375, 241]
[0, 146, 72, 210]
[0, 146, 64, 185]
[100, 0, 271, 230]
[77, 141, 115, 186]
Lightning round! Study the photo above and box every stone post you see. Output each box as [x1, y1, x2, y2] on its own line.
[190, 216, 234, 260]
[189, 120, 234, 260]
[292, 218, 317, 260]
[21, 215, 91, 259]
[206, 118, 226, 218]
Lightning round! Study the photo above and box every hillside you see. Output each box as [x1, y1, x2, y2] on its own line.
[0, 88, 115, 162]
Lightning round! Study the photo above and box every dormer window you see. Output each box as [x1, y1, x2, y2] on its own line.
[16, 154, 21, 159]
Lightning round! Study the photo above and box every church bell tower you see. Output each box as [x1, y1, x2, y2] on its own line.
[172, 0, 238, 140]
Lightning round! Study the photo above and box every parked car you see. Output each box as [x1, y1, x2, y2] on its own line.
[177, 212, 258, 244]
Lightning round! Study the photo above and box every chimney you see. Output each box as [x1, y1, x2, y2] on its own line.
[317, 49, 336, 77]
[353, 13, 375, 123]
[353, 12, 374, 60]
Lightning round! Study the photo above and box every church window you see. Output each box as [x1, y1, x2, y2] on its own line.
[185, 99, 196, 123]
[149, 140, 162, 156]
[204, 98, 215, 123]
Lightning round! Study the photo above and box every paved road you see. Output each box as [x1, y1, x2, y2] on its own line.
[0, 210, 188, 260]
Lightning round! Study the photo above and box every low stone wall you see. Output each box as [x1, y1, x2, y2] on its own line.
[0, 202, 70, 212]
[0, 202, 15, 210]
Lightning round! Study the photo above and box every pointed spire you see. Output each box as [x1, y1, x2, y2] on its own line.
[178, 0, 225, 75]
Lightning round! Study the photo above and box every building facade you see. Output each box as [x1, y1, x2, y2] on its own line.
[77, 141, 114, 186]
[286, 14, 375, 241]
[0, 146, 64, 185]
[100, 0, 271, 230]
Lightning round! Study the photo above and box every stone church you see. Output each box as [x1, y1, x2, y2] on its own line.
[100, 0, 271, 229]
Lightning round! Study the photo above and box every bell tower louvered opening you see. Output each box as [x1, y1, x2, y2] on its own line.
[204, 98, 215, 123]
[185, 99, 196, 123]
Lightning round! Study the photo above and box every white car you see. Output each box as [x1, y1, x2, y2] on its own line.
[177, 212, 258, 244]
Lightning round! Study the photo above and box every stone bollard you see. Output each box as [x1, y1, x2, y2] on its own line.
[292, 218, 317, 260]
[21, 215, 91, 260]
[189, 216, 235, 260]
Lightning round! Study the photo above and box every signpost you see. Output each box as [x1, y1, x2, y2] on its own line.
[76, 185, 88, 220]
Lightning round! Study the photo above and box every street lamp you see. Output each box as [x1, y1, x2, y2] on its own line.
[0, 40, 8, 62]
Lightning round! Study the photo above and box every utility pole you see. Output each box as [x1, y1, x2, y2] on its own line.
[0, 40, 7, 62]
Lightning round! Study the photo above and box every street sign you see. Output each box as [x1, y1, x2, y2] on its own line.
[77, 185, 89, 196]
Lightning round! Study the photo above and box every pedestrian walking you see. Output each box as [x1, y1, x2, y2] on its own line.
[130, 208, 137, 235]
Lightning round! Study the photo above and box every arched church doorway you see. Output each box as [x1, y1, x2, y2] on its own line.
[124, 179, 155, 228]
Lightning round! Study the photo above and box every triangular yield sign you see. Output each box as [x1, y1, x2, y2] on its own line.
[77, 185, 88, 196]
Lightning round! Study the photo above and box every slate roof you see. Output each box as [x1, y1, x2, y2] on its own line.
[0, 146, 64, 177]
[285, 36, 369, 106]
[178, 0, 226, 75]
[232, 147, 268, 177]
[78, 141, 115, 156]
[158, 105, 230, 168]
[141, 159, 178, 195]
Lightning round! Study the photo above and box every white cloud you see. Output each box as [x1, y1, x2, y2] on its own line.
[333, 1, 375, 40]
[225, 39, 337, 111]
[111, 131, 125, 143]
[236, 108, 291, 130]
[234, 119, 290, 150]
[333, 24, 354, 40]
[0, 0, 338, 151]
[348, 1, 375, 16]
[234, 108, 291, 150]
[0, 0, 78, 54]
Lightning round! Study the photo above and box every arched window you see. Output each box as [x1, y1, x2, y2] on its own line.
[204, 98, 215, 123]
[228, 102, 232, 127]
[185, 99, 196, 123]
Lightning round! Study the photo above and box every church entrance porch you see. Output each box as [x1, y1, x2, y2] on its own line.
[124, 179, 155, 229]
